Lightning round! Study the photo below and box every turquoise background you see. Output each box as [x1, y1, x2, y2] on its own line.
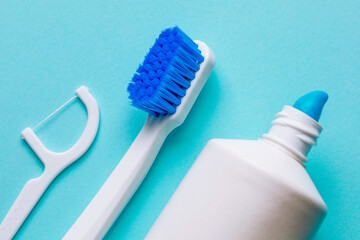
[0, 0, 359, 239]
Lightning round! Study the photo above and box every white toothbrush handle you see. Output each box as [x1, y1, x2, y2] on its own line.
[63, 118, 171, 240]
[0, 172, 54, 240]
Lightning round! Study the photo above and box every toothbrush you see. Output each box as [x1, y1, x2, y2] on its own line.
[64, 27, 215, 240]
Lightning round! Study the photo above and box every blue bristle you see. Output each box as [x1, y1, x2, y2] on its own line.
[127, 26, 204, 116]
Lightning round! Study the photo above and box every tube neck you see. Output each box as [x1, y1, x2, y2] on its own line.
[263, 105, 323, 166]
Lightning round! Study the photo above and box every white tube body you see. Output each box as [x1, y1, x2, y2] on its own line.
[146, 106, 327, 240]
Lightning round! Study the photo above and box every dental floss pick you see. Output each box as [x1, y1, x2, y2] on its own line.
[0, 86, 99, 240]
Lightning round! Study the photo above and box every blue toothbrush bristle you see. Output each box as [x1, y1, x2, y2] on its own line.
[127, 26, 204, 116]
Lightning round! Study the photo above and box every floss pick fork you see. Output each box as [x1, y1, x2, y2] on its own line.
[0, 86, 99, 240]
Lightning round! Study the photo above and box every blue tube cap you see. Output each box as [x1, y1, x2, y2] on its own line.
[293, 91, 329, 122]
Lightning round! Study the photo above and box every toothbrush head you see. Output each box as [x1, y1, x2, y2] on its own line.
[127, 26, 215, 118]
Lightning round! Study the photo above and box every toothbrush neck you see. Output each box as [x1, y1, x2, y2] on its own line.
[262, 106, 323, 166]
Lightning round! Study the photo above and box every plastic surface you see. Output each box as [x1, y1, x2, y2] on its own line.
[146, 105, 327, 240]
[293, 91, 329, 122]
[264, 105, 322, 164]
[0, 86, 99, 240]
[63, 41, 215, 240]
